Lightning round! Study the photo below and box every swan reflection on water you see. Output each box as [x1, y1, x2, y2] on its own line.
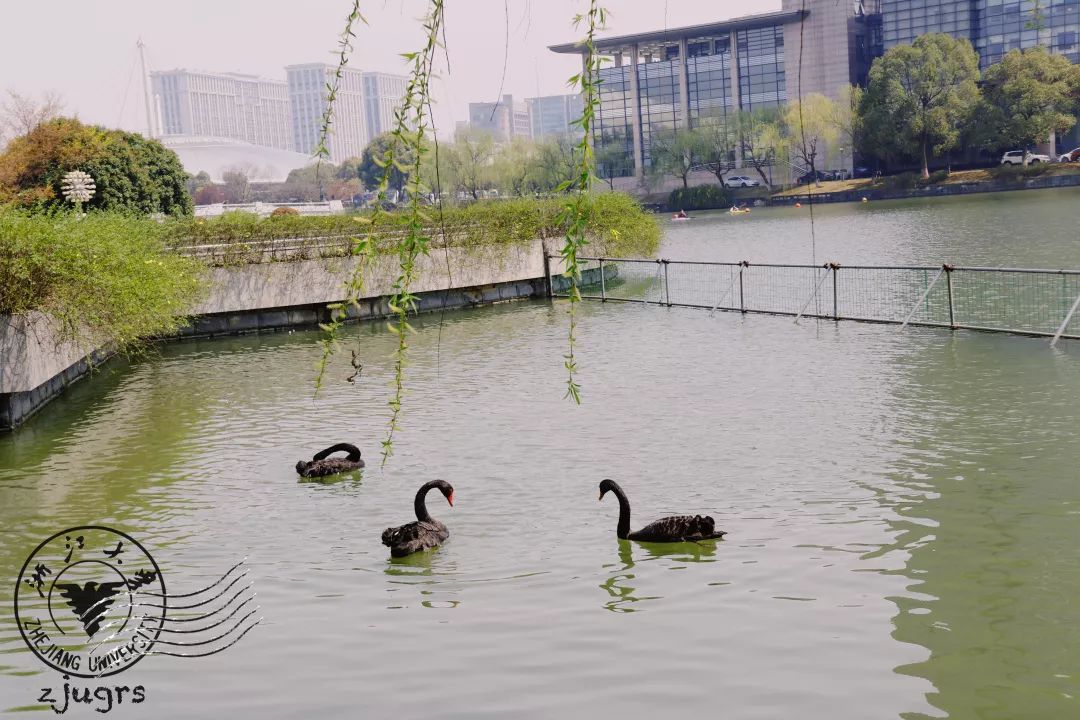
[600, 539, 720, 613]
[383, 550, 463, 610]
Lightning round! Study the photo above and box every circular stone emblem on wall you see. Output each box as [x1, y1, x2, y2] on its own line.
[14, 526, 167, 678]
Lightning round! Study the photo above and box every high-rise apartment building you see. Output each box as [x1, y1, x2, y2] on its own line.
[150, 70, 292, 151]
[286, 64, 367, 162]
[526, 94, 585, 139]
[882, 0, 1080, 68]
[468, 95, 532, 141]
[363, 72, 409, 138]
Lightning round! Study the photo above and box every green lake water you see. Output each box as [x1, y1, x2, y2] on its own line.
[1, 188, 1080, 718]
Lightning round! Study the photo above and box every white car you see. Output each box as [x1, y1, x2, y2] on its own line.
[1000, 150, 1051, 165]
[725, 175, 760, 188]
[1058, 147, 1080, 163]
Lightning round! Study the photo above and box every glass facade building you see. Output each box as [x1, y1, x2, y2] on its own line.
[551, 11, 809, 177]
[883, 0, 1080, 67]
[553, 0, 1078, 180]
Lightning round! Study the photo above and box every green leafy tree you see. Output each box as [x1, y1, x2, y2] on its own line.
[859, 33, 981, 178]
[528, 134, 578, 193]
[784, 93, 841, 182]
[335, 156, 363, 181]
[734, 107, 782, 188]
[975, 47, 1080, 154]
[0, 117, 192, 214]
[694, 114, 737, 186]
[492, 137, 534, 196]
[595, 136, 632, 190]
[648, 127, 704, 189]
[186, 170, 212, 198]
[359, 131, 415, 193]
[444, 127, 495, 199]
[826, 84, 863, 166]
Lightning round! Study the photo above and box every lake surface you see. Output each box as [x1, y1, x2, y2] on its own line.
[2, 189, 1080, 719]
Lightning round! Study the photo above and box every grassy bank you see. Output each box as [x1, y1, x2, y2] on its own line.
[166, 193, 661, 262]
[0, 210, 205, 351]
[772, 163, 1080, 198]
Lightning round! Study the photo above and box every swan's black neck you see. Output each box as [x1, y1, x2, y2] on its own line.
[414, 481, 440, 522]
[313, 443, 361, 462]
[610, 485, 631, 539]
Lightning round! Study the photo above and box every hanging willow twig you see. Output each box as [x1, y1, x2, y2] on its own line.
[314, 0, 372, 395]
[314, 0, 602, 464]
[557, 1, 606, 404]
[380, 0, 445, 465]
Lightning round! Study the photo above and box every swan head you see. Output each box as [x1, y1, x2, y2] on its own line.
[432, 479, 454, 507]
[598, 478, 619, 502]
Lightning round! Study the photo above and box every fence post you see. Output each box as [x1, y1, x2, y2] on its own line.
[944, 264, 956, 329]
[598, 258, 606, 302]
[543, 252, 553, 298]
[663, 260, 671, 306]
[831, 262, 840, 320]
[739, 261, 748, 313]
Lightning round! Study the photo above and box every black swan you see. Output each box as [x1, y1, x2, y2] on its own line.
[381, 480, 454, 557]
[599, 479, 727, 542]
[295, 443, 364, 477]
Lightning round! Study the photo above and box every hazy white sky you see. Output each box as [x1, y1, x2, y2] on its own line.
[1, 0, 779, 137]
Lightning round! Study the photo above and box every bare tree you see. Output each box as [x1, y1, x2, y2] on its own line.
[1, 90, 65, 143]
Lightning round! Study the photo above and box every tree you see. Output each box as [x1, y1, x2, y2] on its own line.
[445, 127, 495, 199]
[975, 47, 1080, 155]
[859, 33, 981, 178]
[595, 135, 632, 190]
[359, 132, 415, 194]
[528, 134, 577, 193]
[694, 113, 737, 186]
[734, 107, 782, 189]
[1, 90, 64, 145]
[489, 137, 532, 197]
[186, 170, 213, 198]
[784, 94, 840, 183]
[335, 156, 363, 181]
[221, 168, 251, 203]
[0, 117, 192, 214]
[648, 127, 703, 189]
[826, 84, 863, 166]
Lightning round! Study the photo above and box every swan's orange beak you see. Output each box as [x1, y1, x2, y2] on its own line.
[447, 492, 454, 507]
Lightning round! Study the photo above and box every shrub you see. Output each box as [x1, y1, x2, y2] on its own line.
[165, 193, 660, 262]
[0, 209, 205, 350]
[270, 206, 300, 217]
[920, 169, 950, 185]
[668, 184, 732, 211]
[874, 171, 920, 190]
[0, 118, 192, 216]
[990, 163, 1054, 180]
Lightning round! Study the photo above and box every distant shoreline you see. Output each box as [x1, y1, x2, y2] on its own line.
[770, 169, 1080, 206]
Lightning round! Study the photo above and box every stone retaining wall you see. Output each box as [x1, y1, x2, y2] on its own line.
[1, 238, 563, 430]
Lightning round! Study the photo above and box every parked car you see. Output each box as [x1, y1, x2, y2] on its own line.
[797, 170, 829, 184]
[1000, 150, 1051, 165]
[853, 166, 872, 178]
[830, 169, 851, 180]
[724, 175, 760, 188]
[1058, 147, 1080, 163]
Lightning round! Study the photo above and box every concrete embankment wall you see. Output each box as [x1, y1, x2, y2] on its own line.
[1, 238, 562, 430]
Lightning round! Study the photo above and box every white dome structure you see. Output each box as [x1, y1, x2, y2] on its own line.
[158, 135, 316, 183]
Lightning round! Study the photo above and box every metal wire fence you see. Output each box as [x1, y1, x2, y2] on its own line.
[550, 257, 1080, 344]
